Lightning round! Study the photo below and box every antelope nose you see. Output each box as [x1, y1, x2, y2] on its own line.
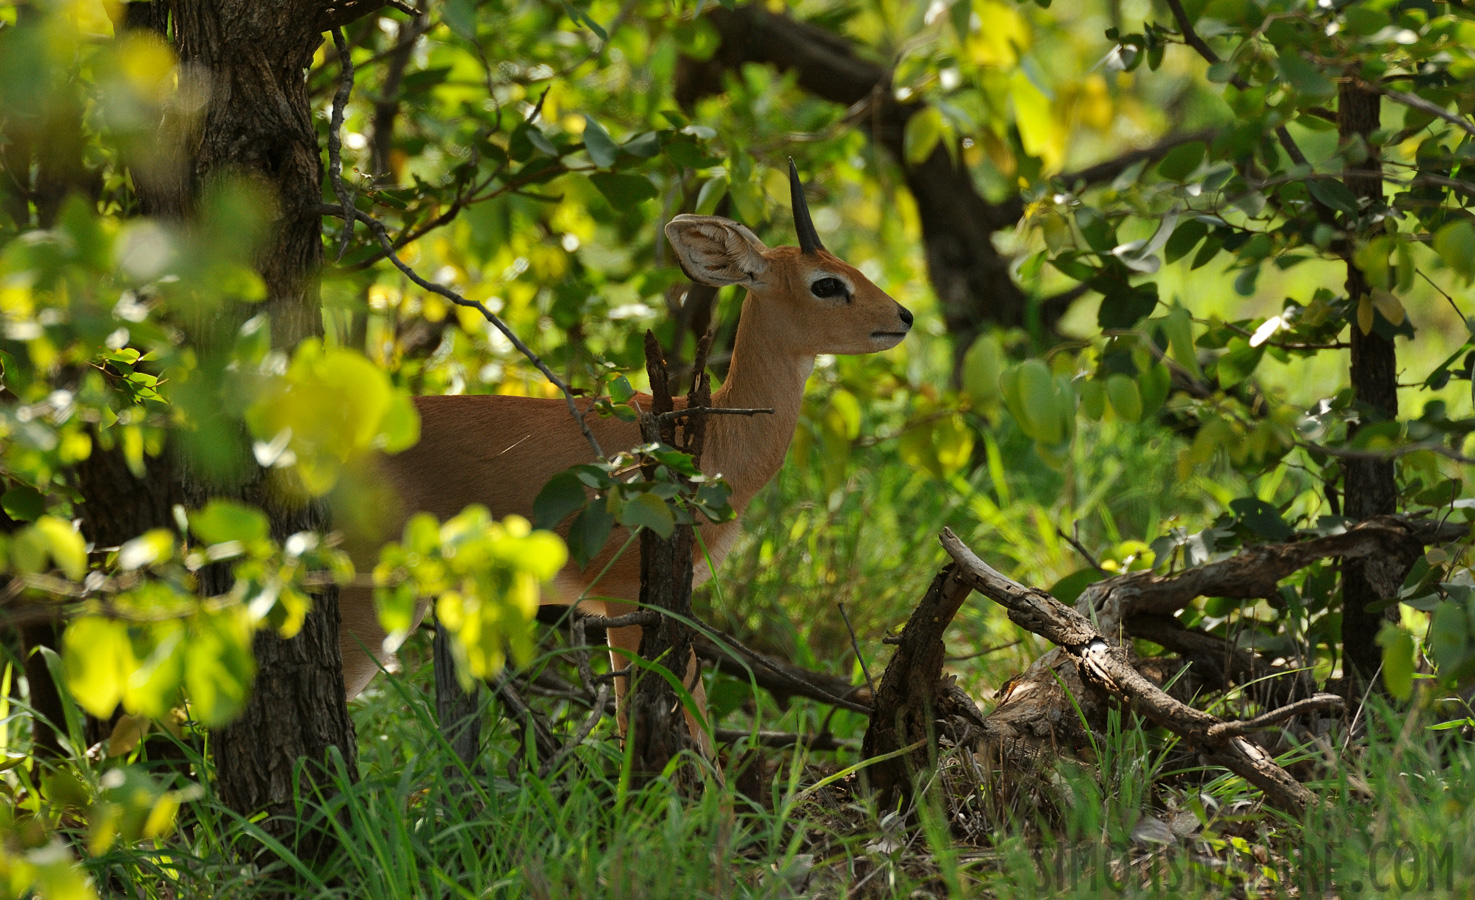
[898, 305, 914, 328]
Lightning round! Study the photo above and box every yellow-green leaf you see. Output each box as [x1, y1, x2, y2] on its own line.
[63, 617, 134, 719]
[1106, 374, 1143, 423]
[35, 516, 87, 580]
[904, 107, 945, 165]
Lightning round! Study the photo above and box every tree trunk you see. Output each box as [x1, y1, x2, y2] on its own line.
[1337, 83, 1399, 685]
[435, 621, 482, 767]
[128, 0, 360, 841]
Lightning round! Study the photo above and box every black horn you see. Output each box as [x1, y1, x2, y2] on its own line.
[788, 158, 825, 255]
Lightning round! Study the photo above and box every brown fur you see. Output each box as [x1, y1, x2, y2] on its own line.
[339, 217, 911, 755]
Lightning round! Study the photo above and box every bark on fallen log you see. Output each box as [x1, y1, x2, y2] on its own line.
[940, 528, 1335, 815]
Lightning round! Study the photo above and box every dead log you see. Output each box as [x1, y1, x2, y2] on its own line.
[940, 529, 1335, 815]
[860, 566, 976, 805]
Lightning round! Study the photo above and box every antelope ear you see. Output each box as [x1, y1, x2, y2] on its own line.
[664, 215, 769, 288]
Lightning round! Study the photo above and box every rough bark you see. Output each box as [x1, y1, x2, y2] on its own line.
[1338, 82, 1400, 685]
[860, 565, 977, 806]
[434, 620, 482, 767]
[627, 332, 705, 789]
[941, 530, 1326, 815]
[73, 448, 183, 749]
[129, 0, 365, 842]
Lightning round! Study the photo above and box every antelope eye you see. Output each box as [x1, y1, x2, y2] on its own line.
[811, 277, 847, 299]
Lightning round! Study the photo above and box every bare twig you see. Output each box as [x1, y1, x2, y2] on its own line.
[1078, 515, 1466, 622]
[314, 202, 605, 458]
[714, 728, 857, 751]
[538, 681, 611, 778]
[837, 602, 877, 698]
[1057, 525, 1107, 574]
[1373, 84, 1475, 139]
[1206, 693, 1345, 739]
[694, 632, 871, 713]
[327, 28, 357, 263]
[1300, 439, 1475, 467]
[656, 406, 774, 422]
[579, 610, 662, 630]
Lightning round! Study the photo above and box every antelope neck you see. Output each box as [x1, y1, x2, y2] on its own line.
[703, 292, 815, 512]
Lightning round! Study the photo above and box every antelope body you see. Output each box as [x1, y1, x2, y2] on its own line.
[338, 164, 911, 753]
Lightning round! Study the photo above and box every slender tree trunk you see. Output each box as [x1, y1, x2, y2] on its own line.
[1338, 83, 1399, 684]
[435, 621, 482, 767]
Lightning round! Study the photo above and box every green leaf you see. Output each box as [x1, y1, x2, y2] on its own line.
[904, 107, 945, 165]
[191, 501, 269, 545]
[581, 115, 619, 168]
[2, 484, 45, 522]
[619, 492, 675, 539]
[35, 516, 87, 580]
[63, 617, 133, 719]
[1434, 220, 1475, 282]
[1016, 360, 1060, 442]
[1229, 497, 1293, 541]
[1216, 339, 1264, 388]
[1430, 601, 1472, 683]
[1277, 52, 1335, 99]
[1105, 374, 1143, 423]
[1096, 281, 1158, 329]
[1137, 361, 1171, 416]
[1163, 219, 1208, 263]
[609, 374, 636, 403]
[567, 502, 613, 565]
[1306, 179, 1360, 216]
[961, 333, 1005, 407]
[1378, 624, 1416, 701]
[378, 391, 421, 454]
[1157, 141, 1206, 181]
[589, 173, 658, 208]
[185, 611, 255, 727]
[533, 471, 588, 530]
[695, 175, 728, 215]
[117, 529, 175, 571]
[1161, 306, 1203, 379]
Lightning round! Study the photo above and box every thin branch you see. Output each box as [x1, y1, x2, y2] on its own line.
[1373, 84, 1475, 139]
[837, 602, 876, 699]
[656, 407, 773, 422]
[1056, 525, 1107, 575]
[1206, 693, 1346, 739]
[1057, 129, 1219, 188]
[327, 29, 357, 263]
[714, 728, 856, 751]
[1300, 439, 1475, 467]
[315, 202, 605, 458]
[538, 681, 611, 778]
[318, 41, 605, 456]
[694, 632, 872, 713]
[579, 610, 662, 630]
[1078, 515, 1466, 620]
[1162, 0, 1315, 179]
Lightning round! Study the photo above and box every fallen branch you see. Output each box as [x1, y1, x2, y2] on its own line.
[1079, 515, 1465, 631]
[695, 632, 872, 714]
[941, 528, 1323, 815]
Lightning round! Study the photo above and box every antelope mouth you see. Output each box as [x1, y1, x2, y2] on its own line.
[871, 331, 909, 341]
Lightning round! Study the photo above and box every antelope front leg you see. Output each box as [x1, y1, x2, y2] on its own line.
[603, 602, 717, 763]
